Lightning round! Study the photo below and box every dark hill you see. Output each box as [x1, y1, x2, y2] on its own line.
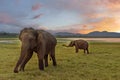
[86, 31, 120, 37]
[55, 31, 120, 38]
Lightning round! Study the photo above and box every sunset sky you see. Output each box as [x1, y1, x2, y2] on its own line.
[0, 0, 120, 34]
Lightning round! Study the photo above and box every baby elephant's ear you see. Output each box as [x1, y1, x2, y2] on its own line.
[69, 41, 75, 47]
[74, 41, 78, 47]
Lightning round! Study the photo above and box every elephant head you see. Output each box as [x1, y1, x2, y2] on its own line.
[68, 41, 75, 47]
[19, 27, 38, 49]
[62, 41, 75, 47]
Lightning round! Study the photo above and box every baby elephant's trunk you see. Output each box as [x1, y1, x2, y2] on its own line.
[62, 44, 69, 47]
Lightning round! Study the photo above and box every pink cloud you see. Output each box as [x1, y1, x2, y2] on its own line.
[108, 0, 120, 4]
[32, 3, 41, 11]
[53, 23, 94, 33]
[0, 13, 16, 24]
[53, 16, 120, 34]
[50, 0, 120, 16]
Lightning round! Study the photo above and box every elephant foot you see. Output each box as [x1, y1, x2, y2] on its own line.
[39, 60, 44, 70]
[75, 51, 78, 53]
[39, 64, 44, 70]
[39, 68, 44, 71]
[53, 62, 57, 66]
[14, 69, 18, 73]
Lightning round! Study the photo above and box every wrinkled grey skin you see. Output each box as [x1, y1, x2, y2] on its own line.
[64, 40, 89, 54]
[14, 28, 57, 73]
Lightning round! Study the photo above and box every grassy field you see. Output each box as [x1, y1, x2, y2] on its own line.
[0, 38, 120, 80]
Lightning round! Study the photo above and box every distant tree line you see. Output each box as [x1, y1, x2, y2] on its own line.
[0, 32, 18, 38]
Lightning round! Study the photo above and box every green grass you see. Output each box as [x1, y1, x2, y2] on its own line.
[0, 38, 120, 80]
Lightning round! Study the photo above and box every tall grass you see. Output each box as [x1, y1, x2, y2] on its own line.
[0, 38, 120, 80]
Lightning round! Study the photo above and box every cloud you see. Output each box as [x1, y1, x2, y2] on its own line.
[0, 12, 25, 27]
[44, 0, 120, 17]
[0, 13, 16, 24]
[42, 0, 109, 24]
[54, 16, 120, 34]
[32, 14, 43, 19]
[32, 3, 41, 11]
[51, 23, 94, 33]
[0, 12, 41, 29]
[76, 17, 120, 34]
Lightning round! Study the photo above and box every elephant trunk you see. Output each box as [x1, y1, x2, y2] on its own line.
[14, 43, 29, 73]
[62, 44, 70, 47]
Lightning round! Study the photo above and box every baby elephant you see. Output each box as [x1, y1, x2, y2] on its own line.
[63, 39, 89, 54]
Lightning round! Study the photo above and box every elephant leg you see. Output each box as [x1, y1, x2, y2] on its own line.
[14, 50, 26, 73]
[86, 48, 89, 54]
[84, 49, 86, 54]
[19, 51, 33, 71]
[51, 55, 57, 66]
[37, 53, 44, 70]
[50, 48, 57, 66]
[75, 47, 78, 53]
[44, 54, 48, 67]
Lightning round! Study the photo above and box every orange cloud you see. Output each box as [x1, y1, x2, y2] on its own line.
[58, 17, 120, 34]
[44, 0, 120, 34]
[78, 17, 120, 34]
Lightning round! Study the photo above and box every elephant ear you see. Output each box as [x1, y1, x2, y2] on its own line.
[36, 30, 41, 40]
[19, 29, 24, 41]
[74, 41, 79, 48]
[19, 28, 37, 41]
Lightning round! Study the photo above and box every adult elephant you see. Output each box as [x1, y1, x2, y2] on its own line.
[14, 28, 57, 73]
[63, 39, 89, 54]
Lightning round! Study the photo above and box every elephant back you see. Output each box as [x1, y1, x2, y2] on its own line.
[36, 30, 57, 45]
[76, 40, 88, 49]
